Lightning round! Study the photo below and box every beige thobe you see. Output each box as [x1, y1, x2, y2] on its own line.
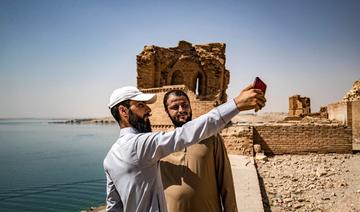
[160, 134, 238, 212]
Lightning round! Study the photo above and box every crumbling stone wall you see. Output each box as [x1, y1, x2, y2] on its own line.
[219, 123, 352, 156]
[137, 41, 230, 133]
[137, 40, 229, 104]
[327, 79, 360, 150]
[327, 102, 351, 125]
[253, 124, 352, 154]
[342, 79, 360, 102]
[288, 95, 311, 117]
[351, 101, 360, 149]
[220, 125, 254, 156]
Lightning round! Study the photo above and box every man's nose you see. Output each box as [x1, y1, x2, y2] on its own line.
[145, 104, 151, 113]
[178, 105, 185, 113]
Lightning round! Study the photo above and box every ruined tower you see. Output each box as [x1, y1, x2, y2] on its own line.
[136, 41, 230, 129]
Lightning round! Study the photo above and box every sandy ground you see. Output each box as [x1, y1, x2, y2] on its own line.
[256, 153, 360, 212]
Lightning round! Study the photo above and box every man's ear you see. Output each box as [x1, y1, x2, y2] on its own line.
[118, 105, 128, 118]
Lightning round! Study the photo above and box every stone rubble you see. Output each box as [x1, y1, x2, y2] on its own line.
[256, 153, 360, 212]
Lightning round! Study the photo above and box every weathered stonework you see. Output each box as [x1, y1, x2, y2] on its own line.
[351, 101, 360, 150]
[220, 122, 353, 156]
[137, 40, 230, 134]
[288, 95, 311, 117]
[220, 125, 254, 156]
[253, 123, 352, 154]
[342, 79, 360, 102]
[327, 79, 360, 150]
[137, 40, 229, 104]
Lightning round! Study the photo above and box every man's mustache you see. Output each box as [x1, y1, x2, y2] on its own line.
[177, 112, 188, 117]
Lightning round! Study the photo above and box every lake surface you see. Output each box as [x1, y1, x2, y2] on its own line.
[0, 119, 118, 212]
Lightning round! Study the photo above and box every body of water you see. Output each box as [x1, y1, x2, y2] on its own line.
[0, 119, 118, 212]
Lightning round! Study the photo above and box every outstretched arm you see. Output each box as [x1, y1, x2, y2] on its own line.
[137, 83, 266, 163]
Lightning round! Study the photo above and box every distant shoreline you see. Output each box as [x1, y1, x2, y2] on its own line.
[48, 112, 289, 125]
[49, 117, 116, 124]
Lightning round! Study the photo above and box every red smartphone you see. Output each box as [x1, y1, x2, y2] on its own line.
[254, 77, 267, 94]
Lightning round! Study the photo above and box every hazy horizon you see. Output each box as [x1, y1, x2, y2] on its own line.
[1, 0, 359, 118]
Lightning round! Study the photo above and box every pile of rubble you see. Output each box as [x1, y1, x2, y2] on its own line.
[342, 79, 360, 102]
[256, 154, 360, 211]
[299, 116, 339, 124]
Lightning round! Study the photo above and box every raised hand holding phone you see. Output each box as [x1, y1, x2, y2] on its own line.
[233, 80, 266, 112]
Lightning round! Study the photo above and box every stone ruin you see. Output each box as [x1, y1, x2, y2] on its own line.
[342, 79, 360, 102]
[288, 95, 311, 117]
[283, 79, 360, 152]
[137, 41, 229, 128]
[286, 95, 328, 121]
[327, 79, 360, 150]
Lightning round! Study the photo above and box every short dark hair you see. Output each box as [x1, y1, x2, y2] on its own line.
[163, 90, 190, 110]
[110, 100, 130, 124]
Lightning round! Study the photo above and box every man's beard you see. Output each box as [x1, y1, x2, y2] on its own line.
[169, 112, 192, 127]
[128, 109, 152, 133]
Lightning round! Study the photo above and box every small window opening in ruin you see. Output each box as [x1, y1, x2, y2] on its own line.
[195, 72, 204, 96]
[196, 77, 201, 95]
[171, 70, 184, 85]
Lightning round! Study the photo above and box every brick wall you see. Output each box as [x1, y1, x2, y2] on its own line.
[220, 125, 254, 156]
[253, 124, 352, 154]
[151, 121, 353, 156]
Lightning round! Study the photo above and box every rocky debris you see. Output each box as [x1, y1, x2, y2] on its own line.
[255, 152, 268, 161]
[342, 79, 360, 102]
[254, 144, 262, 153]
[254, 144, 268, 161]
[299, 116, 335, 124]
[256, 153, 360, 212]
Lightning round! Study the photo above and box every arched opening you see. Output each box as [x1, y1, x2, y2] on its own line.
[171, 70, 184, 85]
[194, 71, 206, 96]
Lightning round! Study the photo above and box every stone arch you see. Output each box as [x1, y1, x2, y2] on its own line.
[170, 70, 184, 85]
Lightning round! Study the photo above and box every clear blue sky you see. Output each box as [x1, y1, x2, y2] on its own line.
[1, 0, 359, 118]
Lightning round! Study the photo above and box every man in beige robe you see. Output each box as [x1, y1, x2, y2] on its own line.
[160, 90, 238, 212]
